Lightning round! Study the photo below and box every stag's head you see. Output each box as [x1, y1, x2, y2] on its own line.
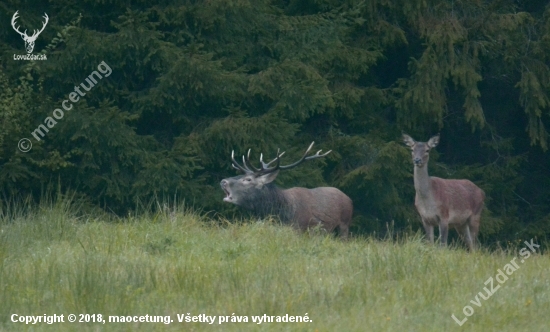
[220, 142, 331, 208]
[11, 11, 49, 54]
[402, 134, 439, 167]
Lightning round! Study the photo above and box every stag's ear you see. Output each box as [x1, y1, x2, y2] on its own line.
[256, 170, 279, 186]
[402, 134, 416, 148]
[427, 134, 440, 148]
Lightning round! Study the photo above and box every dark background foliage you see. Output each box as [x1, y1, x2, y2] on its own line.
[1, 0, 549, 247]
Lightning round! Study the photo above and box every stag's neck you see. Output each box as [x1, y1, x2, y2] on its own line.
[414, 165, 432, 199]
[249, 185, 291, 220]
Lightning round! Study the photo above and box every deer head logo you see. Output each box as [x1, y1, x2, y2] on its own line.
[11, 11, 49, 54]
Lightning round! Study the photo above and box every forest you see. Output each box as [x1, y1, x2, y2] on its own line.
[1, 0, 549, 248]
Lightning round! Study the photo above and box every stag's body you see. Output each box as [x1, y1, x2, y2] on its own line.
[247, 185, 352, 235]
[221, 142, 352, 238]
[403, 134, 485, 250]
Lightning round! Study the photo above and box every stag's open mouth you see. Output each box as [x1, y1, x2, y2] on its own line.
[221, 181, 233, 202]
[223, 188, 232, 202]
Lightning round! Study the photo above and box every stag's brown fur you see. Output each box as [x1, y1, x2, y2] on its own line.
[221, 142, 353, 238]
[284, 187, 353, 237]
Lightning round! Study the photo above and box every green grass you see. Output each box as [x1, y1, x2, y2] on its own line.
[0, 201, 548, 331]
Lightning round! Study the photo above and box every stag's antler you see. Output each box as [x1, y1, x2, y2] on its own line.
[231, 148, 282, 174]
[231, 142, 331, 175]
[278, 141, 331, 170]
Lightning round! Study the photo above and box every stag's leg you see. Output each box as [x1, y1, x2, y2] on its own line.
[457, 223, 474, 251]
[339, 223, 349, 240]
[439, 222, 449, 247]
[422, 221, 434, 244]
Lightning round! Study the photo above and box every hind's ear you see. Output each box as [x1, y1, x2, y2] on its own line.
[402, 134, 416, 148]
[427, 134, 440, 148]
[256, 170, 279, 186]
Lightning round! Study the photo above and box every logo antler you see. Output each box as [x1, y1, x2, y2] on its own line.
[11, 11, 49, 54]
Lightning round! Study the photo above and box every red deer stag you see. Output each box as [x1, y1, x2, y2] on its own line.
[402, 134, 485, 250]
[220, 142, 353, 238]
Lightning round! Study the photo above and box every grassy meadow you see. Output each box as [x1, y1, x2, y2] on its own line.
[0, 198, 548, 331]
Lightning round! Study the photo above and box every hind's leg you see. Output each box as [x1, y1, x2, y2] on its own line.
[469, 214, 481, 250]
[422, 219, 434, 244]
[457, 223, 474, 251]
[439, 221, 449, 247]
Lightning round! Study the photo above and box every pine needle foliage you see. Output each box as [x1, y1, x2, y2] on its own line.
[0, 0, 549, 243]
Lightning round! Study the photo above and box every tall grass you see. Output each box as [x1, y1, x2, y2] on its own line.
[0, 198, 548, 331]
